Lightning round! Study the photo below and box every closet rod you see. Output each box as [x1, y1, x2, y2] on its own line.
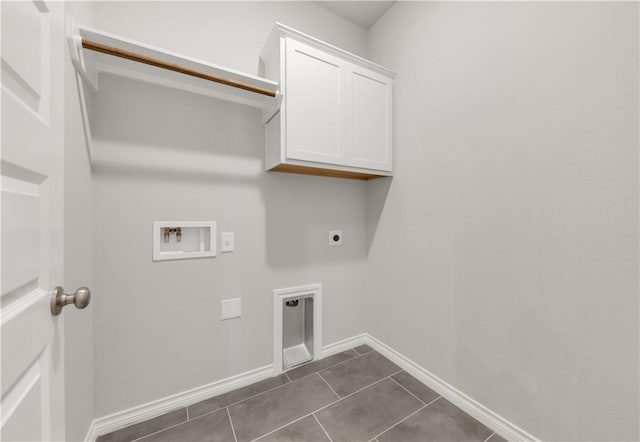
[81, 39, 277, 98]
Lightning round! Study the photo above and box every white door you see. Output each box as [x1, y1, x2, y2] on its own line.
[345, 64, 393, 171]
[1, 1, 67, 440]
[285, 39, 346, 165]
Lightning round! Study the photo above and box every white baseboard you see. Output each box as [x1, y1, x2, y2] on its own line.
[322, 333, 368, 357]
[364, 334, 538, 442]
[87, 364, 273, 441]
[87, 333, 537, 442]
[84, 420, 98, 442]
[86, 336, 365, 441]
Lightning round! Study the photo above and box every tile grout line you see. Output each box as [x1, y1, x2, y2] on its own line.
[226, 407, 238, 442]
[200, 350, 361, 422]
[288, 349, 362, 382]
[248, 400, 338, 442]
[130, 375, 299, 442]
[355, 347, 373, 355]
[188, 375, 293, 422]
[182, 349, 366, 426]
[225, 375, 293, 408]
[389, 376, 426, 406]
[317, 372, 341, 400]
[483, 432, 496, 442]
[312, 413, 334, 442]
[424, 396, 441, 406]
[113, 359, 345, 442]
[370, 395, 442, 442]
[129, 411, 191, 442]
[369, 403, 427, 442]
[114, 348, 386, 442]
[325, 369, 403, 402]
[249, 370, 404, 442]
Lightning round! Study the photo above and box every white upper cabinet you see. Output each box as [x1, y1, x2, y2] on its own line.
[261, 23, 395, 180]
[285, 39, 346, 164]
[346, 64, 393, 172]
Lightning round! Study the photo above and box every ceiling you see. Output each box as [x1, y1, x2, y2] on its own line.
[315, 1, 396, 29]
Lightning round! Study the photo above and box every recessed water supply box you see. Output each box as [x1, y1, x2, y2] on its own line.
[273, 284, 322, 373]
[152, 221, 216, 261]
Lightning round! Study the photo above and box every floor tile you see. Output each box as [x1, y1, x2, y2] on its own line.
[255, 415, 330, 442]
[229, 374, 338, 442]
[378, 398, 493, 442]
[354, 344, 373, 355]
[188, 374, 289, 419]
[96, 408, 187, 442]
[315, 378, 422, 442]
[286, 349, 359, 381]
[138, 408, 234, 442]
[319, 351, 400, 397]
[392, 371, 439, 404]
[486, 433, 508, 442]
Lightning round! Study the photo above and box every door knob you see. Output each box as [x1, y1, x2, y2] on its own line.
[51, 286, 91, 316]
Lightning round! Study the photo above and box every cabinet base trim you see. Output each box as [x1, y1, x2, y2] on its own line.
[269, 164, 388, 180]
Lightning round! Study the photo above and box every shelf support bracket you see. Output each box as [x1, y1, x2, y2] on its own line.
[262, 92, 283, 124]
[67, 17, 98, 91]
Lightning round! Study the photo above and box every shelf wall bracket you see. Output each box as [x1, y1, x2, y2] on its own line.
[262, 92, 284, 124]
[67, 18, 98, 91]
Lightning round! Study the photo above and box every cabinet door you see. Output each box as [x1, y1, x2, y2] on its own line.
[285, 39, 345, 164]
[346, 64, 392, 171]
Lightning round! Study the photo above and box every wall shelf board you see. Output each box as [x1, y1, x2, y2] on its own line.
[68, 21, 279, 110]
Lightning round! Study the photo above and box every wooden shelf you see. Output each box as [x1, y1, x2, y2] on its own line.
[68, 21, 280, 112]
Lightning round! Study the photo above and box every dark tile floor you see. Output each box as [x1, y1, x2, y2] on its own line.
[97, 346, 506, 442]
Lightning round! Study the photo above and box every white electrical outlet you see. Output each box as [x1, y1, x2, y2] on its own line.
[221, 232, 234, 252]
[221, 298, 241, 320]
[329, 230, 342, 246]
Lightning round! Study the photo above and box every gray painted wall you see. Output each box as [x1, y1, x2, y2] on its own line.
[90, 1, 369, 417]
[67, 3, 639, 439]
[64, 2, 95, 440]
[365, 2, 639, 440]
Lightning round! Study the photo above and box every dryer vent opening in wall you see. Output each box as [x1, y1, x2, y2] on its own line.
[283, 296, 313, 368]
[273, 284, 322, 374]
